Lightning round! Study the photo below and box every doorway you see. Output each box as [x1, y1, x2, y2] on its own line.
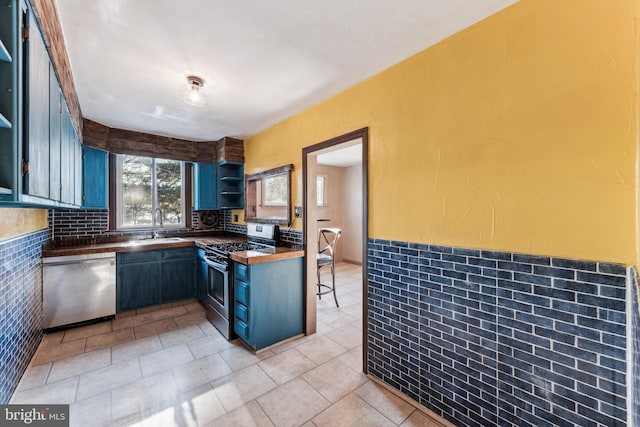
[302, 128, 368, 374]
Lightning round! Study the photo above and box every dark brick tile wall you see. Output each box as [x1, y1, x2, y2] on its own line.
[280, 228, 303, 245]
[50, 209, 108, 237]
[0, 229, 50, 403]
[368, 239, 629, 427]
[630, 267, 640, 427]
[218, 211, 302, 245]
[49, 208, 227, 239]
[49, 208, 303, 245]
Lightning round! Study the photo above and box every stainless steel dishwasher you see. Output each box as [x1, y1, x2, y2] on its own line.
[43, 252, 116, 329]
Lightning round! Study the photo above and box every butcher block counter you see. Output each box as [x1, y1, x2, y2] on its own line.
[229, 247, 304, 264]
[41, 233, 247, 257]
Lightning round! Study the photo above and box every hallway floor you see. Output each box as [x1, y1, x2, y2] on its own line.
[12, 263, 448, 427]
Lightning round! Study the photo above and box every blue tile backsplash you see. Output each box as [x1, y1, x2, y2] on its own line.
[48, 208, 304, 245]
[367, 238, 633, 427]
[630, 267, 640, 427]
[0, 228, 50, 403]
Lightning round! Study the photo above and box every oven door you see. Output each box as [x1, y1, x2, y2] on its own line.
[205, 259, 229, 319]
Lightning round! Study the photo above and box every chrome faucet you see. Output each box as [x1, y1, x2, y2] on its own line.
[152, 207, 163, 238]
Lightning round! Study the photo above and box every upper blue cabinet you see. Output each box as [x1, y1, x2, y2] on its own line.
[193, 160, 244, 211]
[216, 160, 244, 209]
[0, 0, 19, 197]
[82, 146, 108, 209]
[193, 162, 218, 211]
[0, 1, 82, 207]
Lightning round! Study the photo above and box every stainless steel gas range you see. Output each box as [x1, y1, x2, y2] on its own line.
[202, 223, 280, 339]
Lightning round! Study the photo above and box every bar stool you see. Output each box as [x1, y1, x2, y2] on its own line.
[317, 227, 342, 307]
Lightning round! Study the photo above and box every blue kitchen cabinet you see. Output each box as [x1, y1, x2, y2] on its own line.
[196, 248, 207, 303]
[117, 247, 196, 312]
[49, 69, 61, 202]
[23, 9, 50, 201]
[160, 247, 195, 303]
[0, 0, 18, 197]
[0, 4, 82, 207]
[50, 72, 81, 206]
[233, 257, 303, 351]
[217, 160, 244, 209]
[117, 251, 161, 312]
[82, 146, 108, 208]
[194, 160, 244, 210]
[60, 98, 80, 205]
[193, 162, 217, 210]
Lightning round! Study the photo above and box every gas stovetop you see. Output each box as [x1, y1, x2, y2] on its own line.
[204, 223, 280, 270]
[204, 240, 273, 269]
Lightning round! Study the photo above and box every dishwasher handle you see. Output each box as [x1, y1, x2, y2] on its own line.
[43, 252, 116, 265]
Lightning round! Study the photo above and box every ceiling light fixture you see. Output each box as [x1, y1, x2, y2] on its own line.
[182, 75, 208, 107]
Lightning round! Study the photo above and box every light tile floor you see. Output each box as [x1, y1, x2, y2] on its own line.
[12, 263, 449, 427]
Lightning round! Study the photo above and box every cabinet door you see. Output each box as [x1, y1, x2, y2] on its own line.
[82, 146, 108, 208]
[160, 257, 195, 302]
[193, 162, 217, 210]
[196, 249, 207, 303]
[49, 69, 61, 202]
[74, 132, 82, 206]
[60, 99, 75, 204]
[117, 262, 161, 312]
[23, 16, 50, 199]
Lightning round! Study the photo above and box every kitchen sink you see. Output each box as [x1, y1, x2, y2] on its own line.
[125, 237, 185, 246]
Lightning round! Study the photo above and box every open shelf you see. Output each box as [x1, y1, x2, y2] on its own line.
[220, 191, 242, 195]
[0, 112, 11, 129]
[220, 176, 243, 181]
[0, 187, 12, 195]
[0, 39, 11, 63]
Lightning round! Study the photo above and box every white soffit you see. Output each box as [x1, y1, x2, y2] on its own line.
[54, 0, 518, 141]
[317, 144, 362, 168]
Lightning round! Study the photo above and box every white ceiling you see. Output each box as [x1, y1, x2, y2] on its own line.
[54, 0, 517, 141]
[317, 140, 362, 167]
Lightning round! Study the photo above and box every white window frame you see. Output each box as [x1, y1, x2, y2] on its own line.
[317, 175, 327, 207]
[115, 154, 186, 230]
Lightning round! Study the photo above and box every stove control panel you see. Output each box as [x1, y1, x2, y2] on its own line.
[247, 223, 278, 240]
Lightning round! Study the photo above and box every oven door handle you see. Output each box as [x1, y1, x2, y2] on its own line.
[205, 258, 228, 271]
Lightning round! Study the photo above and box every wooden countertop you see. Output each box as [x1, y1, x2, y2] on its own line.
[41, 234, 305, 262]
[230, 247, 304, 265]
[41, 234, 247, 257]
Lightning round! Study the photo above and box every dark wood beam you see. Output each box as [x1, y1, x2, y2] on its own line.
[82, 118, 232, 163]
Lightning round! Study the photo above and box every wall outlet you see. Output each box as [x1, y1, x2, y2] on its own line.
[294, 206, 302, 218]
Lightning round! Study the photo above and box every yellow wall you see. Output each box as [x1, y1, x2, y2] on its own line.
[245, 0, 639, 265]
[0, 209, 48, 241]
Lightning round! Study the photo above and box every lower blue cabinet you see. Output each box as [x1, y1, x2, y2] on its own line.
[196, 248, 207, 303]
[233, 257, 303, 351]
[117, 258, 161, 312]
[117, 247, 195, 312]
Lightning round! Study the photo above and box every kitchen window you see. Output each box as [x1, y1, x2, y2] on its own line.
[115, 154, 185, 229]
[262, 175, 288, 206]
